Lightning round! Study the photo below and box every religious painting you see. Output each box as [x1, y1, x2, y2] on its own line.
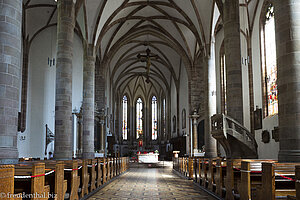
[254, 108, 262, 130]
[262, 130, 270, 143]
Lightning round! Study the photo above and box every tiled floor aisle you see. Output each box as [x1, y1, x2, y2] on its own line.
[88, 162, 215, 200]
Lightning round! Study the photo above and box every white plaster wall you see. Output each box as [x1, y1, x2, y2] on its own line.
[252, 1, 279, 159]
[18, 26, 83, 158]
[179, 65, 189, 136]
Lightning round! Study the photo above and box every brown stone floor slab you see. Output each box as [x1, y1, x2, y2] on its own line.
[88, 162, 215, 200]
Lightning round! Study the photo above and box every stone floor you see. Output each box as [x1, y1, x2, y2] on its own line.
[88, 161, 215, 200]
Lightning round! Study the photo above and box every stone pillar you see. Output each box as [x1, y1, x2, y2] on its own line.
[99, 110, 106, 155]
[82, 44, 96, 159]
[190, 110, 199, 155]
[19, 38, 29, 132]
[54, 0, 75, 160]
[223, 0, 244, 124]
[275, 0, 300, 162]
[0, 0, 22, 164]
[204, 43, 217, 158]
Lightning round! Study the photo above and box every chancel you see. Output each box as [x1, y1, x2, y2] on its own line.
[1, 0, 300, 199]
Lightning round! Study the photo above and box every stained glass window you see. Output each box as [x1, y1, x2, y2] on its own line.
[122, 96, 128, 140]
[152, 96, 158, 140]
[220, 50, 227, 114]
[162, 98, 166, 139]
[262, 3, 278, 116]
[136, 98, 143, 139]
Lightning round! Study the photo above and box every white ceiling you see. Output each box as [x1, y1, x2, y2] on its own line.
[23, 0, 261, 96]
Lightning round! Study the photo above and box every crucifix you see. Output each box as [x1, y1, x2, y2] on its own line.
[137, 48, 158, 83]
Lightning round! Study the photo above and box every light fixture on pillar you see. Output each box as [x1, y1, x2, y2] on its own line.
[48, 25, 55, 67]
[241, 56, 249, 66]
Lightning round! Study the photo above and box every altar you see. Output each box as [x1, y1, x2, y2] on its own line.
[137, 152, 159, 164]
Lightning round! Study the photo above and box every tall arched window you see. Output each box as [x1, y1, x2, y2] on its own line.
[151, 96, 158, 140]
[220, 45, 227, 114]
[162, 98, 166, 139]
[136, 98, 143, 139]
[261, 3, 278, 116]
[122, 95, 128, 140]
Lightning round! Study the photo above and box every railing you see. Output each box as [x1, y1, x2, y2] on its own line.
[211, 114, 257, 158]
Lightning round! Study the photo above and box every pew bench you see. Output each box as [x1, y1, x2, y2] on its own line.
[62, 160, 80, 200]
[260, 162, 298, 200]
[215, 159, 227, 197]
[78, 160, 89, 198]
[14, 163, 50, 200]
[0, 165, 22, 200]
[42, 161, 68, 200]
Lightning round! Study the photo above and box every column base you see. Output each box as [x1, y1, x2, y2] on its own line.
[193, 149, 205, 157]
[82, 152, 95, 159]
[54, 153, 73, 160]
[0, 147, 19, 164]
[0, 158, 19, 165]
[278, 150, 300, 163]
[95, 152, 104, 157]
[204, 151, 217, 158]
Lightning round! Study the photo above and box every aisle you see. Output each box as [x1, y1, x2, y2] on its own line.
[88, 162, 215, 200]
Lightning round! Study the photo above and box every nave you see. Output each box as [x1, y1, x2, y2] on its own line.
[88, 162, 214, 200]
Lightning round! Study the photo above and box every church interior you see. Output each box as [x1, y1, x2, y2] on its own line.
[1, 0, 300, 199]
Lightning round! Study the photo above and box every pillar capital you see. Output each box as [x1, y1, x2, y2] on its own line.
[84, 43, 96, 59]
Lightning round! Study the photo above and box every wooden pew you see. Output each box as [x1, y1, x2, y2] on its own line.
[14, 162, 50, 200]
[0, 165, 22, 200]
[43, 161, 68, 200]
[260, 162, 297, 199]
[64, 160, 80, 200]
[188, 157, 194, 179]
[196, 158, 202, 184]
[107, 158, 111, 181]
[296, 166, 300, 200]
[184, 157, 188, 176]
[114, 158, 117, 177]
[239, 161, 264, 200]
[225, 159, 276, 200]
[111, 158, 114, 179]
[225, 159, 243, 200]
[88, 159, 97, 192]
[200, 159, 208, 187]
[215, 159, 226, 197]
[96, 158, 103, 187]
[79, 160, 89, 198]
[207, 159, 217, 192]
[102, 158, 107, 184]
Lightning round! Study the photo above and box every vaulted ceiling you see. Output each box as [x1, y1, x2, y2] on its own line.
[23, 0, 261, 99]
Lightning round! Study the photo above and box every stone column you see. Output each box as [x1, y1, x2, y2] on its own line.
[54, 0, 75, 160]
[204, 42, 217, 158]
[99, 110, 106, 155]
[190, 110, 199, 155]
[275, 1, 300, 162]
[0, 0, 22, 164]
[20, 38, 29, 132]
[223, 0, 244, 124]
[82, 44, 96, 159]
